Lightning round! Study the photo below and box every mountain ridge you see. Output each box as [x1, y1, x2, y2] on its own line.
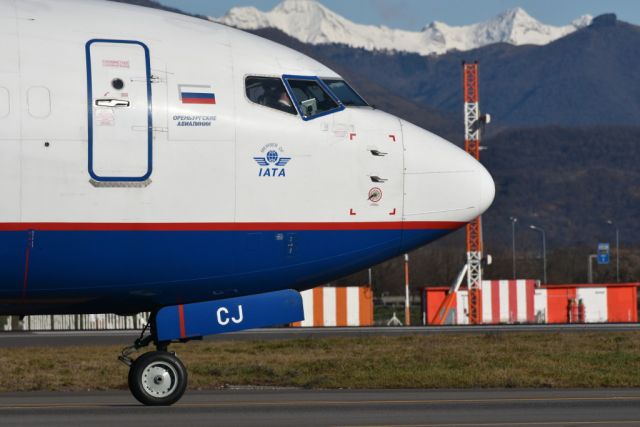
[249, 15, 640, 127]
[216, 0, 592, 56]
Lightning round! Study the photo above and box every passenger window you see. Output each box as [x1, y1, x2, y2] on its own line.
[245, 76, 296, 115]
[27, 86, 51, 118]
[322, 79, 368, 107]
[283, 76, 343, 120]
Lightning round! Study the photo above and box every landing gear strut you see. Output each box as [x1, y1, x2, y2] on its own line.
[119, 316, 188, 406]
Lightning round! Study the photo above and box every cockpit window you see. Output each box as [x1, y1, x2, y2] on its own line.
[322, 79, 368, 107]
[245, 76, 297, 115]
[283, 75, 344, 120]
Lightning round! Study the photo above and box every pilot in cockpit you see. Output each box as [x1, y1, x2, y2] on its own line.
[246, 76, 298, 116]
[263, 84, 295, 114]
[277, 90, 293, 111]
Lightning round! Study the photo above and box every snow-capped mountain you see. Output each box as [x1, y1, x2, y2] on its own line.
[215, 0, 592, 56]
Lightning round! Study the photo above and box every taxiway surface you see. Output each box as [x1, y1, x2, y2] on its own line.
[0, 389, 638, 427]
[1, 323, 639, 347]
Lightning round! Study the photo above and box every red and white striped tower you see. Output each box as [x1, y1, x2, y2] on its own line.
[463, 62, 483, 324]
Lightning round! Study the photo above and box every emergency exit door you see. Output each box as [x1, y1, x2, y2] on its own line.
[86, 39, 152, 181]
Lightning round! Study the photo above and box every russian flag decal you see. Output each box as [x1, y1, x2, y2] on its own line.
[179, 84, 216, 105]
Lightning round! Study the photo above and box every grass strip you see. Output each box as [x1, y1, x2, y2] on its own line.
[0, 332, 639, 392]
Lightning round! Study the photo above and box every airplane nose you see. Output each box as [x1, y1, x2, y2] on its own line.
[477, 162, 496, 215]
[401, 120, 495, 223]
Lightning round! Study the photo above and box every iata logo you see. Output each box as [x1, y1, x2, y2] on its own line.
[253, 143, 291, 177]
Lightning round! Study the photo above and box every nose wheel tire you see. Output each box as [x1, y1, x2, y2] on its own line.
[128, 351, 188, 406]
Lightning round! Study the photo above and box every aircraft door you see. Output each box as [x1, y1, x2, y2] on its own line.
[86, 40, 152, 182]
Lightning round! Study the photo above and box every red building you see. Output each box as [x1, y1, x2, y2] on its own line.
[423, 281, 638, 325]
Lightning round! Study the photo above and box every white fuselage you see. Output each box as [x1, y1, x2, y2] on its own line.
[0, 0, 494, 315]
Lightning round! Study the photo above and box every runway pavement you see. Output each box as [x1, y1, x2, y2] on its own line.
[0, 388, 638, 426]
[0, 323, 639, 347]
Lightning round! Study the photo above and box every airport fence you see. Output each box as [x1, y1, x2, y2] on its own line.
[2, 313, 150, 331]
[0, 286, 404, 331]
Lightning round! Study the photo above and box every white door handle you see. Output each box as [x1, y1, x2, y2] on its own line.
[95, 99, 130, 107]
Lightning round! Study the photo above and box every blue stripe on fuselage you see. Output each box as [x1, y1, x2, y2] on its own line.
[0, 228, 454, 314]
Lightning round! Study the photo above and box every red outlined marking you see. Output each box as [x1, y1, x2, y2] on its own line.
[349, 209, 357, 216]
[389, 208, 396, 216]
[368, 187, 383, 203]
[349, 133, 357, 140]
[178, 304, 186, 339]
[388, 134, 396, 142]
[0, 221, 465, 231]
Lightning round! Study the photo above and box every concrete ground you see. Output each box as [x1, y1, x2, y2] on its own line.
[1, 323, 639, 347]
[0, 388, 638, 427]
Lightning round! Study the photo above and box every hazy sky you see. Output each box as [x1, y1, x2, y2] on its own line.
[159, 0, 637, 30]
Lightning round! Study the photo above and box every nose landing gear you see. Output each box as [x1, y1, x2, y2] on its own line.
[119, 318, 188, 406]
[117, 290, 305, 405]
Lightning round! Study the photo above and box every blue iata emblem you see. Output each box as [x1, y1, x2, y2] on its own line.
[254, 147, 291, 177]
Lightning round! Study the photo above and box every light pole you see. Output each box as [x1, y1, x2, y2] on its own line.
[606, 220, 620, 282]
[587, 254, 597, 283]
[529, 225, 547, 284]
[510, 217, 518, 279]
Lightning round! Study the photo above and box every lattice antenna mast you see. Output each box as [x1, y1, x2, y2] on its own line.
[463, 62, 483, 325]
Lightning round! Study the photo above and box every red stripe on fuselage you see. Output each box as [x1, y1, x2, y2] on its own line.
[0, 221, 465, 232]
[178, 304, 186, 339]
